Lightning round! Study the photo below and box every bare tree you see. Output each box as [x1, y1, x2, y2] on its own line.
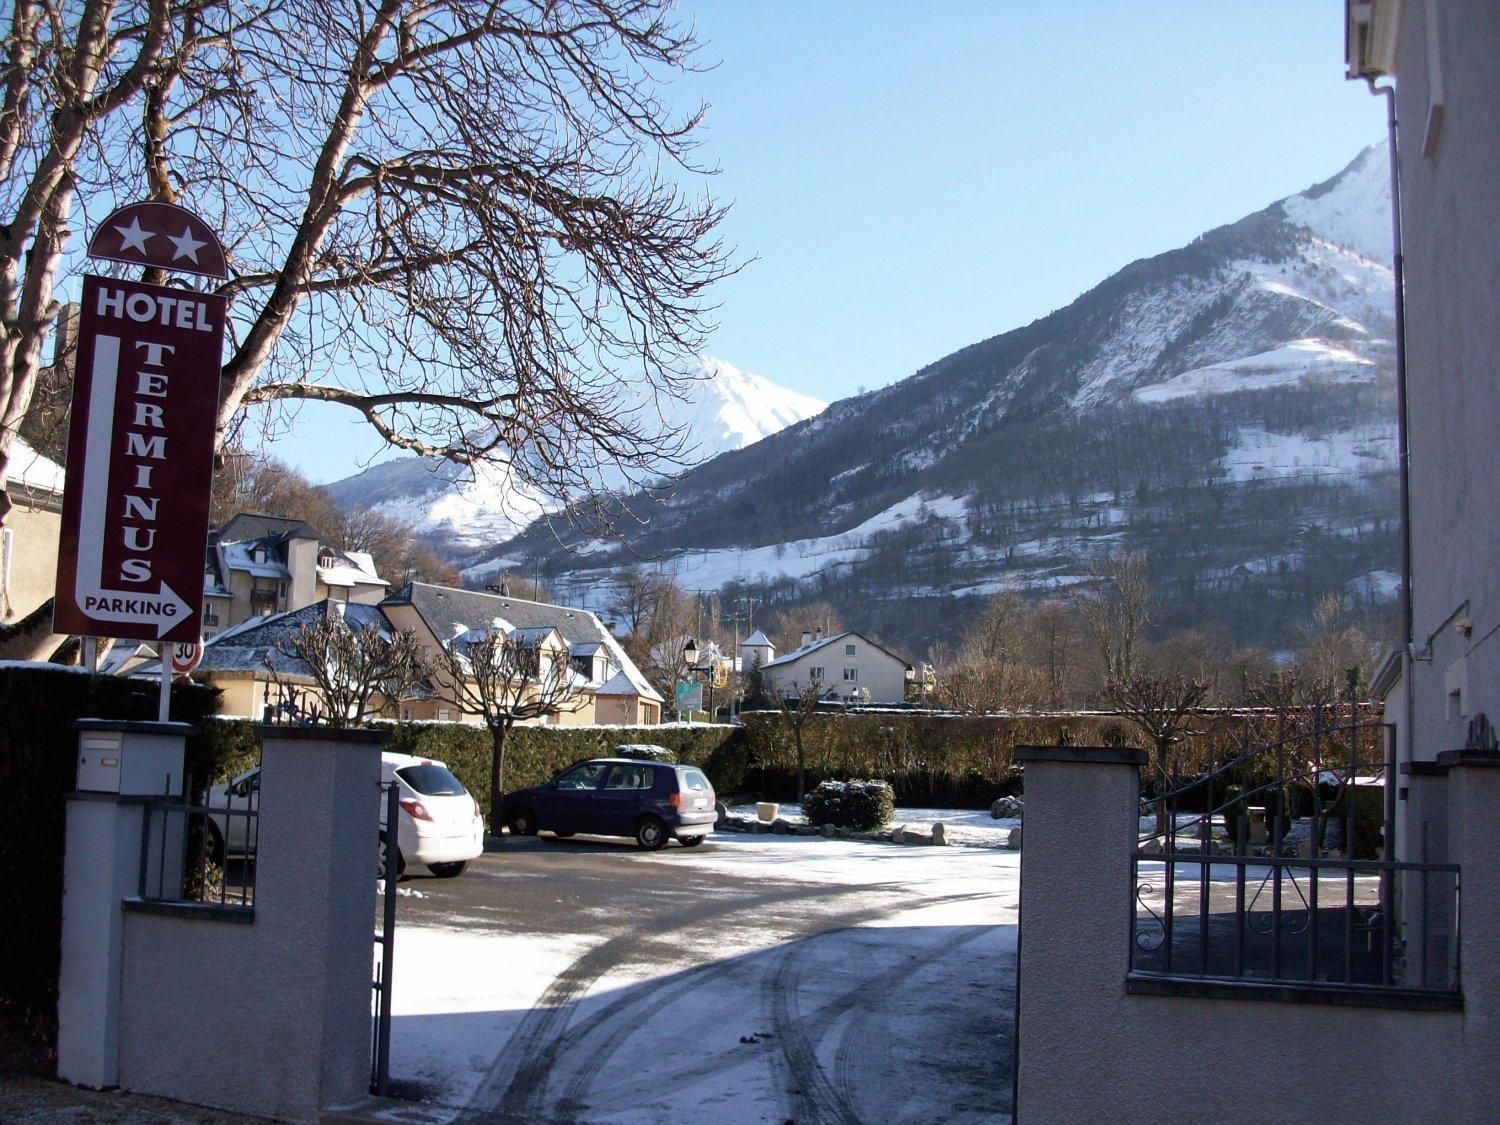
[267, 605, 428, 725]
[1107, 667, 1213, 835]
[609, 567, 694, 695]
[764, 672, 825, 803]
[1023, 599, 1086, 709]
[427, 626, 585, 834]
[1078, 553, 1154, 687]
[2, 0, 735, 540]
[935, 592, 1048, 713]
[1295, 592, 1384, 692]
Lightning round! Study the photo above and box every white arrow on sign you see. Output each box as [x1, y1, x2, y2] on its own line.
[73, 335, 191, 638]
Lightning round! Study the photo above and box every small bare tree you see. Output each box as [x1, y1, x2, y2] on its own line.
[764, 672, 825, 804]
[427, 627, 585, 834]
[1078, 553, 1154, 686]
[935, 593, 1048, 713]
[267, 607, 428, 726]
[1107, 669, 1213, 835]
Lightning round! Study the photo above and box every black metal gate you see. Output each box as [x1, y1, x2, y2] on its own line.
[1127, 693, 1460, 1003]
[371, 779, 399, 1095]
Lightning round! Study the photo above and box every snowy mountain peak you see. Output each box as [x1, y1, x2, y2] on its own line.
[325, 355, 824, 549]
[685, 355, 827, 452]
[1280, 142, 1392, 262]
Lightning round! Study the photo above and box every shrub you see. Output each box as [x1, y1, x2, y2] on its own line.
[802, 779, 895, 831]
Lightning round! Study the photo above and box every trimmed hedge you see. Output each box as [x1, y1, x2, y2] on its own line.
[0, 665, 227, 1037]
[738, 711, 1120, 807]
[803, 779, 895, 831]
[378, 721, 747, 817]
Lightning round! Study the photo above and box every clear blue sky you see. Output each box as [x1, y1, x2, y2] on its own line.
[275, 1, 1385, 482]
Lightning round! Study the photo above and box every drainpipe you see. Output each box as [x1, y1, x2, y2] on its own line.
[1367, 77, 1415, 833]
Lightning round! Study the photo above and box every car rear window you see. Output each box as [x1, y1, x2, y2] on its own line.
[603, 763, 655, 790]
[678, 767, 712, 792]
[396, 763, 466, 797]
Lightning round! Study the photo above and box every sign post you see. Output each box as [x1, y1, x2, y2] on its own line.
[160, 638, 205, 722]
[53, 202, 228, 719]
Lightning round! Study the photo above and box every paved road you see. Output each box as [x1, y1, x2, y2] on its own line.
[384, 832, 1019, 1124]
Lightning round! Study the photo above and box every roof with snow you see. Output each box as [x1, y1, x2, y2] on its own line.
[4, 435, 65, 501]
[212, 513, 318, 544]
[387, 582, 664, 703]
[315, 547, 384, 588]
[741, 629, 773, 648]
[143, 600, 390, 678]
[761, 630, 910, 671]
[595, 669, 645, 696]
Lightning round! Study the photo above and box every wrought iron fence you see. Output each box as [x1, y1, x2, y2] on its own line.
[136, 784, 258, 910]
[1128, 700, 1460, 1003]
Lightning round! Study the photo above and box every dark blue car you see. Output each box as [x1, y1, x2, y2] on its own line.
[502, 758, 717, 850]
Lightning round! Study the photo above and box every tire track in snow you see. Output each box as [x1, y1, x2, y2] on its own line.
[469, 881, 878, 1121]
[830, 926, 995, 1118]
[766, 893, 987, 1125]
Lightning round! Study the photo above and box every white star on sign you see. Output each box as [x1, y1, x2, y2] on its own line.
[114, 217, 154, 254]
[167, 226, 206, 263]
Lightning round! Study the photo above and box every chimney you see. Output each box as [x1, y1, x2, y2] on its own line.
[801, 629, 812, 648]
[814, 627, 822, 643]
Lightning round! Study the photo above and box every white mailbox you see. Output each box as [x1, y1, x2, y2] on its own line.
[72, 720, 188, 797]
[77, 731, 125, 793]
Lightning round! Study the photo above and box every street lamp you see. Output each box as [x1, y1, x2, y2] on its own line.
[681, 637, 718, 721]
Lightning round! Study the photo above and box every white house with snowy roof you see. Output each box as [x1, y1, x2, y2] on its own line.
[759, 630, 911, 704]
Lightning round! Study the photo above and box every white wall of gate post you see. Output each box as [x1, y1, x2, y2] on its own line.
[56, 720, 190, 1089]
[111, 727, 385, 1122]
[1013, 745, 1499, 1122]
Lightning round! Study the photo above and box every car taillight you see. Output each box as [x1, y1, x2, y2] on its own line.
[668, 792, 683, 809]
[471, 796, 482, 820]
[400, 798, 433, 822]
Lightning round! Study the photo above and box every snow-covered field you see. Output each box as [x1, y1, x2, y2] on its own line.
[380, 834, 1017, 1122]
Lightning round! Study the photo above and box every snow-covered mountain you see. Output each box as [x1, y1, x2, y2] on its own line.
[478, 144, 1400, 651]
[324, 357, 825, 548]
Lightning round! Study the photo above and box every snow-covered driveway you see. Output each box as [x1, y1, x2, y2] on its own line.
[379, 833, 1018, 1123]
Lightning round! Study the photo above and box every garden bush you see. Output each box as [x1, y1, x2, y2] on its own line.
[802, 779, 895, 831]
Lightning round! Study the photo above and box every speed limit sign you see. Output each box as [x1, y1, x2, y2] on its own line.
[169, 638, 205, 677]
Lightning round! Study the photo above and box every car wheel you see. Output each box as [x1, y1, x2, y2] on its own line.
[678, 834, 706, 848]
[635, 816, 668, 851]
[378, 831, 406, 879]
[507, 806, 538, 837]
[427, 861, 467, 878]
[202, 820, 226, 867]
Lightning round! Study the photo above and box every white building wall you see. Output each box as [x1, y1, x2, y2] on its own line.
[766, 636, 907, 704]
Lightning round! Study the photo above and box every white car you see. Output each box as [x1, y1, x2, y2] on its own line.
[205, 751, 485, 879]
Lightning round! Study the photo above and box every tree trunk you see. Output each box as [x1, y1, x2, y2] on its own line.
[1153, 741, 1172, 838]
[794, 725, 806, 804]
[488, 723, 510, 836]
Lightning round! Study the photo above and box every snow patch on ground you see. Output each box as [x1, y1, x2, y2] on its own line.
[729, 804, 1018, 848]
[387, 835, 1017, 1122]
[1132, 339, 1376, 403]
[555, 491, 970, 592]
[1216, 424, 1396, 483]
